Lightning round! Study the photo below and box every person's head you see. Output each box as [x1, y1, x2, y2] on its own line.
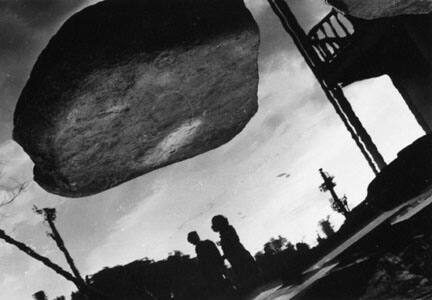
[211, 215, 229, 232]
[187, 231, 200, 245]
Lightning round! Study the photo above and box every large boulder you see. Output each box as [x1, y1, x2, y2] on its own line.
[327, 0, 432, 19]
[13, 0, 259, 197]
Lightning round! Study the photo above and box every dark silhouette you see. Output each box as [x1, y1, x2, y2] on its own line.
[0, 229, 81, 288]
[296, 242, 311, 253]
[319, 168, 350, 217]
[254, 237, 312, 286]
[34, 207, 87, 288]
[187, 231, 232, 293]
[211, 215, 260, 289]
[0, 207, 105, 299]
[319, 216, 336, 238]
[33, 291, 47, 300]
[268, 0, 387, 175]
[263, 235, 288, 255]
[71, 252, 217, 300]
[325, 0, 348, 11]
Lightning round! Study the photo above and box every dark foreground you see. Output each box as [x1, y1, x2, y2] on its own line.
[252, 187, 432, 300]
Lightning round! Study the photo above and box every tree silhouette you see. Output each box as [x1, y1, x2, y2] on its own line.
[316, 233, 326, 245]
[263, 235, 288, 254]
[72, 252, 209, 300]
[319, 216, 336, 238]
[296, 242, 310, 253]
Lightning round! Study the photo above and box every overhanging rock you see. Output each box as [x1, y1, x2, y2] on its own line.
[328, 0, 432, 19]
[13, 0, 259, 197]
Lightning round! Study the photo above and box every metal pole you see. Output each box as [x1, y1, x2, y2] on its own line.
[268, 0, 386, 174]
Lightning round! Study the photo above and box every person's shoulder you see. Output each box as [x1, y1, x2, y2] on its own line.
[227, 225, 237, 235]
[202, 239, 217, 247]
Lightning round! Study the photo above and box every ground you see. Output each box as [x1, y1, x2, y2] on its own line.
[250, 186, 432, 300]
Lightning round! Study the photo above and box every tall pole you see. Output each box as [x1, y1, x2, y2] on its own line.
[331, 87, 387, 171]
[0, 230, 83, 289]
[46, 215, 86, 287]
[319, 168, 350, 217]
[32, 207, 108, 299]
[268, 0, 386, 174]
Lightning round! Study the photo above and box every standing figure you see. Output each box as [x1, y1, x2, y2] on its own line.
[211, 215, 260, 289]
[187, 231, 232, 293]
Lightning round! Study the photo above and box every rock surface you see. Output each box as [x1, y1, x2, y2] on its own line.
[361, 235, 432, 300]
[328, 0, 432, 19]
[13, 0, 259, 197]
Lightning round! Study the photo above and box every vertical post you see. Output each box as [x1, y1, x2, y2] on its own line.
[331, 87, 387, 171]
[319, 169, 350, 217]
[0, 230, 83, 289]
[46, 217, 86, 287]
[268, 0, 386, 174]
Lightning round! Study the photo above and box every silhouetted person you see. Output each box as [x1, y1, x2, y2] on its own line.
[187, 231, 232, 293]
[211, 215, 260, 290]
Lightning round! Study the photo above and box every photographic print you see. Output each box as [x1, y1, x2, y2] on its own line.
[0, 0, 432, 299]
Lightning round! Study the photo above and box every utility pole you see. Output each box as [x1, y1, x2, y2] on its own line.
[319, 168, 350, 217]
[33, 207, 107, 299]
[35, 208, 86, 287]
[0, 229, 82, 288]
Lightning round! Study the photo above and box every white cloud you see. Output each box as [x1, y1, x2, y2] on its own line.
[345, 75, 424, 162]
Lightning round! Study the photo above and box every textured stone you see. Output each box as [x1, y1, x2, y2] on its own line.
[328, 0, 432, 19]
[13, 0, 259, 197]
[361, 236, 432, 300]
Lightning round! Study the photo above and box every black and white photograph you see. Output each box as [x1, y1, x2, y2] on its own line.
[1, 0, 432, 299]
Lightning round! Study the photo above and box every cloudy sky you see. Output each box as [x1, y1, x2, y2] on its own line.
[0, 0, 425, 299]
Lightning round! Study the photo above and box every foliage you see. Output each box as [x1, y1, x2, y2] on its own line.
[71, 251, 229, 300]
[319, 216, 336, 238]
[263, 235, 288, 255]
[69, 219, 345, 299]
[254, 236, 312, 285]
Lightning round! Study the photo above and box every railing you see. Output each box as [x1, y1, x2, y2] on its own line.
[308, 9, 355, 64]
